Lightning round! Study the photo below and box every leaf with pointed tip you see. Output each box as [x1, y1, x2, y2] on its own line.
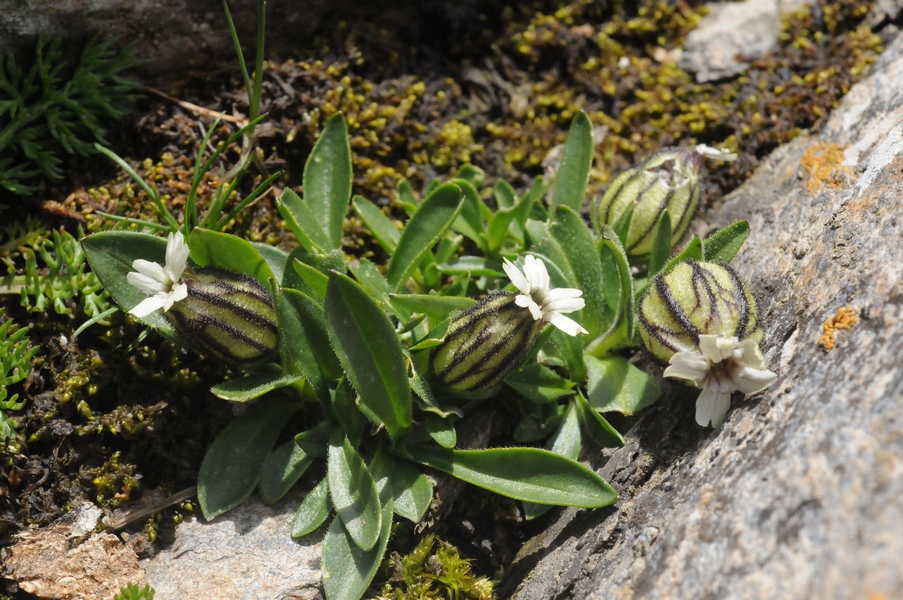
[387, 183, 463, 291]
[402, 445, 616, 507]
[292, 478, 331, 538]
[326, 272, 412, 440]
[259, 441, 314, 504]
[647, 210, 672, 277]
[505, 363, 575, 404]
[210, 365, 303, 402]
[352, 196, 400, 253]
[277, 188, 328, 252]
[661, 234, 703, 274]
[199, 394, 301, 519]
[551, 111, 594, 212]
[328, 436, 382, 551]
[702, 220, 750, 264]
[370, 448, 433, 523]
[575, 391, 624, 448]
[304, 113, 352, 251]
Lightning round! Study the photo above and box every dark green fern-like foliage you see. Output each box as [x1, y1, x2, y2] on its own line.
[0, 36, 139, 196]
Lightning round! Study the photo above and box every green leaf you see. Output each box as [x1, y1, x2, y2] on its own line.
[449, 179, 488, 250]
[332, 376, 368, 446]
[328, 435, 382, 551]
[487, 207, 518, 253]
[550, 327, 587, 384]
[278, 289, 336, 399]
[259, 441, 314, 504]
[326, 272, 412, 440]
[304, 113, 352, 251]
[277, 188, 329, 252]
[523, 400, 582, 519]
[425, 413, 457, 448]
[575, 391, 624, 448]
[352, 196, 400, 253]
[702, 220, 750, 263]
[370, 448, 434, 523]
[543, 205, 609, 339]
[347, 258, 394, 310]
[283, 247, 345, 297]
[585, 354, 661, 415]
[251, 242, 289, 285]
[387, 183, 463, 291]
[209, 365, 304, 402]
[587, 228, 636, 355]
[661, 234, 703, 275]
[294, 424, 330, 458]
[198, 394, 301, 519]
[436, 256, 505, 277]
[388, 294, 475, 324]
[513, 406, 564, 443]
[612, 204, 634, 249]
[550, 111, 594, 212]
[321, 500, 393, 600]
[292, 478, 331, 538]
[505, 363, 575, 404]
[647, 210, 672, 277]
[81, 231, 174, 334]
[403, 445, 616, 507]
[513, 176, 547, 230]
[493, 179, 517, 210]
[188, 228, 275, 290]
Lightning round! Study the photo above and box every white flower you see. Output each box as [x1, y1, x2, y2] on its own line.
[502, 255, 588, 337]
[664, 334, 777, 428]
[694, 144, 738, 162]
[126, 231, 189, 318]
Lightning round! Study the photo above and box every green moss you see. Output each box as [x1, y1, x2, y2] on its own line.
[376, 534, 495, 600]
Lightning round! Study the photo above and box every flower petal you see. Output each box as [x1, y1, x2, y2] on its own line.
[131, 259, 167, 283]
[503, 258, 531, 295]
[548, 312, 588, 336]
[164, 231, 189, 282]
[732, 365, 777, 395]
[516, 294, 543, 320]
[698, 334, 737, 364]
[664, 351, 709, 383]
[523, 255, 549, 292]
[541, 293, 585, 315]
[129, 295, 168, 318]
[695, 386, 732, 427]
[695, 144, 737, 162]
[127, 271, 167, 295]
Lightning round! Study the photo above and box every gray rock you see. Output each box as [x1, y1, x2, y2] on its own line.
[504, 29, 903, 600]
[142, 491, 322, 600]
[679, 0, 813, 83]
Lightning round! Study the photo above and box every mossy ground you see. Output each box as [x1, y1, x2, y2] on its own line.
[0, 0, 893, 597]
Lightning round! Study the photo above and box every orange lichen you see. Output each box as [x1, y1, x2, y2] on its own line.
[818, 306, 858, 350]
[800, 142, 852, 193]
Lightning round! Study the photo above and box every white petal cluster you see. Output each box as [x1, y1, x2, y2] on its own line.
[664, 334, 777, 428]
[502, 255, 588, 337]
[695, 143, 738, 162]
[126, 231, 189, 317]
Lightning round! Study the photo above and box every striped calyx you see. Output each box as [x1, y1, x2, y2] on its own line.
[591, 148, 703, 258]
[638, 259, 763, 365]
[163, 266, 279, 365]
[430, 292, 544, 397]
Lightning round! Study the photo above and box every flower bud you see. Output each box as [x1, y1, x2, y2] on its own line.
[164, 266, 279, 365]
[638, 259, 763, 363]
[591, 148, 704, 258]
[430, 292, 543, 396]
[638, 259, 775, 428]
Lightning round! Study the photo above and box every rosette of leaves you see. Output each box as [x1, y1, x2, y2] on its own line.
[0, 36, 138, 196]
[83, 112, 752, 600]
